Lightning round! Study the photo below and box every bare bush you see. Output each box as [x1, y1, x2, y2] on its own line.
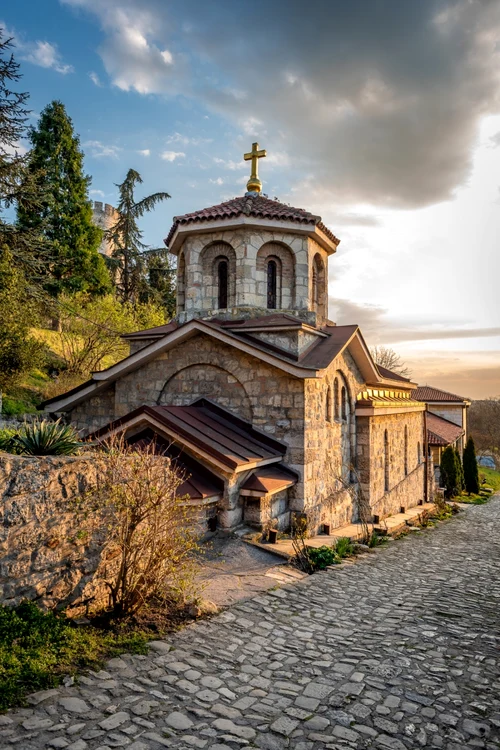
[76, 437, 201, 618]
[370, 345, 411, 378]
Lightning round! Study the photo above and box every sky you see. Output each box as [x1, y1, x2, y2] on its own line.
[2, 0, 500, 399]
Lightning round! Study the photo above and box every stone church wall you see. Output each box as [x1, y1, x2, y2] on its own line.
[357, 409, 426, 519]
[70, 385, 116, 435]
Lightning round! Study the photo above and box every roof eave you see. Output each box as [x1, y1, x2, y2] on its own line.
[166, 215, 339, 256]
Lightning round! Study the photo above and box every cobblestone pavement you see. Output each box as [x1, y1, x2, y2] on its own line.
[2, 500, 500, 750]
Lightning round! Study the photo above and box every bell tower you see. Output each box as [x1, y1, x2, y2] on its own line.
[165, 144, 340, 327]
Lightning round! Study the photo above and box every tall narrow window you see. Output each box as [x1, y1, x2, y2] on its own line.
[267, 260, 277, 309]
[326, 385, 332, 422]
[218, 260, 228, 309]
[404, 426, 408, 476]
[417, 442, 421, 465]
[341, 386, 347, 421]
[334, 378, 339, 420]
[384, 430, 390, 492]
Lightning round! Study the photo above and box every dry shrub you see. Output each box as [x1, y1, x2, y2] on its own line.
[77, 436, 201, 618]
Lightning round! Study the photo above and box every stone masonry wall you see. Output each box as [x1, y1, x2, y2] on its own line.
[357, 410, 426, 519]
[69, 385, 116, 436]
[301, 349, 365, 533]
[0, 454, 106, 611]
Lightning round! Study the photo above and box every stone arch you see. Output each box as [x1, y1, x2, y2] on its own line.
[256, 242, 295, 309]
[177, 250, 186, 312]
[312, 252, 327, 318]
[200, 241, 236, 310]
[158, 363, 252, 421]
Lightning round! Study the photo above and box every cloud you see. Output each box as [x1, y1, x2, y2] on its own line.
[61, 0, 500, 208]
[137, 149, 150, 157]
[209, 177, 224, 185]
[89, 71, 102, 86]
[90, 189, 105, 198]
[83, 140, 121, 158]
[1, 22, 73, 74]
[160, 150, 185, 162]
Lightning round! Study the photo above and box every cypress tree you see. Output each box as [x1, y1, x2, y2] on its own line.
[463, 437, 480, 495]
[440, 445, 459, 498]
[107, 169, 170, 303]
[17, 100, 110, 297]
[454, 448, 464, 493]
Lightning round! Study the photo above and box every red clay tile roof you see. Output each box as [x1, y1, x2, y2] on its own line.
[164, 194, 340, 247]
[89, 399, 286, 472]
[240, 464, 298, 495]
[426, 412, 464, 446]
[413, 386, 467, 403]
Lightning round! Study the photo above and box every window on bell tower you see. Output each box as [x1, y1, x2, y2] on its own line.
[217, 259, 228, 309]
[267, 260, 277, 309]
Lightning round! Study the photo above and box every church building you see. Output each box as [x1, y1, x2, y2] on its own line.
[43, 144, 432, 534]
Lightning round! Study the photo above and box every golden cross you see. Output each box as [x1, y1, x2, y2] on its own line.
[244, 142, 267, 193]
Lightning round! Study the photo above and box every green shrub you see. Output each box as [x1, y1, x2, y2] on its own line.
[0, 427, 20, 454]
[307, 545, 338, 570]
[14, 419, 83, 456]
[440, 445, 460, 498]
[0, 601, 150, 710]
[463, 437, 480, 495]
[335, 536, 355, 559]
[368, 530, 388, 548]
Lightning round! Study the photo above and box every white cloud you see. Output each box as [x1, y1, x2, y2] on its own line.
[90, 189, 105, 198]
[209, 177, 224, 185]
[83, 140, 121, 158]
[89, 71, 102, 86]
[3, 141, 28, 157]
[166, 132, 212, 146]
[1, 24, 74, 75]
[161, 150, 185, 162]
[137, 149, 150, 156]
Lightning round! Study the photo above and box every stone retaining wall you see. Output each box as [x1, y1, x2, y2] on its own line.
[0, 454, 107, 612]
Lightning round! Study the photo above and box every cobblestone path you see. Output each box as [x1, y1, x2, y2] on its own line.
[2, 500, 500, 750]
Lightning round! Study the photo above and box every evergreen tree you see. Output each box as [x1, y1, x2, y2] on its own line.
[107, 169, 170, 303]
[463, 436, 480, 495]
[440, 445, 459, 498]
[140, 247, 176, 318]
[17, 100, 110, 297]
[454, 448, 464, 493]
[0, 247, 42, 392]
[0, 30, 48, 281]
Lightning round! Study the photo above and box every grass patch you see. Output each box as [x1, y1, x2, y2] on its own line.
[456, 467, 500, 504]
[0, 600, 184, 711]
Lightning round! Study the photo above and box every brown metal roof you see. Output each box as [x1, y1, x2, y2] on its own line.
[376, 365, 410, 382]
[240, 464, 298, 495]
[127, 429, 223, 500]
[299, 324, 358, 368]
[164, 194, 340, 247]
[89, 399, 286, 472]
[122, 321, 178, 340]
[413, 385, 467, 403]
[426, 412, 464, 447]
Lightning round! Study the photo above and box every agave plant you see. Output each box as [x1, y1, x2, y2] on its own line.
[14, 419, 83, 456]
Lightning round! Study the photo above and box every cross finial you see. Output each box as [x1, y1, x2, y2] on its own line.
[244, 142, 267, 194]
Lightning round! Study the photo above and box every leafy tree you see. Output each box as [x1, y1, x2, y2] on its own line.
[0, 31, 48, 283]
[370, 346, 411, 378]
[469, 397, 500, 466]
[0, 247, 42, 394]
[107, 169, 170, 303]
[17, 100, 110, 297]
[140, 247, 176, 318]
[463, 436, 480, 495]
[440, 445, 460, 498]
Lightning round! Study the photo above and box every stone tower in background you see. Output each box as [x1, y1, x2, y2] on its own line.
[91, 201, 119, 258]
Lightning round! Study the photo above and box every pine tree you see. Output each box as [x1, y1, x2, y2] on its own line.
[107, 169, 170, 303]
[454, 448, 464, 493]
[463, 436, 480, 495]
[140, 247, 176, 318]
[0, 30, 48, 280]
[17, 100, 110, 297]
[440, 445, 459, 498]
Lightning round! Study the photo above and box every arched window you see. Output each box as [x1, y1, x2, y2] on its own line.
[326, 385, 332, 422]
[267, 260, 277, 309]
[217, 259, 228, 309]
[417, 442, 421, 465]
[384, 430, 390, 492]
[334, 378, 339, 420]
[404, 425, 408, 476]
[341, 386, 347, 421]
